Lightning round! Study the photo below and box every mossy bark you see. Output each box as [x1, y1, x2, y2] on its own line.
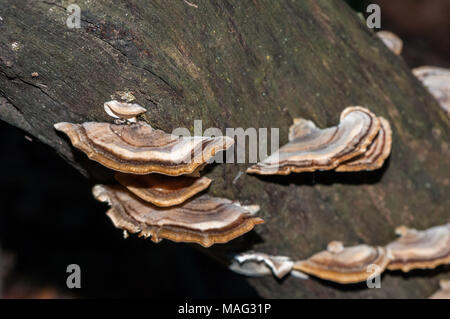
[1, 0, 449, 298]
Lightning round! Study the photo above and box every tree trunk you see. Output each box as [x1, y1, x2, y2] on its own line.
[0, 0, 449, 298]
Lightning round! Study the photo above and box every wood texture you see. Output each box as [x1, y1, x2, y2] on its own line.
[1, 0, 449, 298]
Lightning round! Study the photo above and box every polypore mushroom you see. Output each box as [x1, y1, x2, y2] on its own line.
[412, 66, 450, 116]
[54, 121, 234, 176]
[429, 280, 450, 299]
[92, 185, 264, 247]
[230, 252, 295, 279]
[293, 242, 390, 284]
[114, 172, 211, 207]
[104, 100, 147, 123]
[247, 107, 381, 175]
[376, 31, 403, 56]
[336, 117, 392, 172]
[385, 223, 450, 272]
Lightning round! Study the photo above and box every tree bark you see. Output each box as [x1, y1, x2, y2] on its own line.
[1, 0, 449, 298]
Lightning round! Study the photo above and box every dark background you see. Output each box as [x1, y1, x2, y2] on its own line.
[0, 0, 449, 298]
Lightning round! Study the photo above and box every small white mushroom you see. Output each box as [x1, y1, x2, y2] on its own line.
[104, 100, 147, 123]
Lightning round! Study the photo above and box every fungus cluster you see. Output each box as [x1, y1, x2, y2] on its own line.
[55, 101, 263, 247]
[287, 223, 450, 284]
[247, 107, 392, 175]
[93, 185, 263, 247]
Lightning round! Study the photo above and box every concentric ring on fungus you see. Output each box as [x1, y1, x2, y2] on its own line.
[115, 172, 211, 207]
[293, 242, 390, 284]
[247, 107, 382, 175]
[92, 184, 264, 247]
[386, 224, 450, 272]
[54, 121, 234, 176]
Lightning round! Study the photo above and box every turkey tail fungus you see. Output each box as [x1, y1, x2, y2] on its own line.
[103, 100, 147, 123]
[230, 252, 295, 279]
[293, 242, 390, 284]
[336, 117, 392, 172]
[386, 224, 450, 272]
[376, 31, 403, 56]
[247, 107, 388, 175]
[54, 121, 234, 176]
[92, 184, 264, 247]
[429, 280, 450, 299]
[114, 172, 211, 207]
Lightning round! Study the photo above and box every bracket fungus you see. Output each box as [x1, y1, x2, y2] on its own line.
[376, 31, 403, 56]
[385, 224, 450, 272]
[92, 185, 264, 247]
[412, 66, 450, 116]
[230, 252, 295, 279]
[247, 107, 386, 175]
[115, 172, 211, 207]
[54, 121, 234, 176]
[104, 100, 147, 122]
[429, 280, 450, 299]
[293, 242, 390, 284]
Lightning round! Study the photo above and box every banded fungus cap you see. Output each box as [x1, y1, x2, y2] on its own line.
[376, 31, 403, 56]
[92, 184, 264, 247]
[247, 106, 381, 175]
[336, 117, 392, 172]
[104, 100, 147, 122]
[231, 252, 294, 279]
[54, 121, 234, 176]
[293, 243, 390, 284]
[386, 223, 450, 272]
[412, 66, 450, 116]
[114, 172, 211, 207]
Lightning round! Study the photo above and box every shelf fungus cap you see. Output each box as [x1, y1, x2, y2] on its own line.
[412, 66, 450, 116]
[115, 172, 211, 207]
[247, 106, 381, 175]
[376, 31, 403, 56]
[54, 121, 234, 176]
[104, 100, 147, 122]
[92, 185, 264, 247]
[386, 223, 450, 272]
[230, 252, 295, 279]
[429, 280, 450, 299]
[293, 243, 390, 284]
[336, 117, 392, 172]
